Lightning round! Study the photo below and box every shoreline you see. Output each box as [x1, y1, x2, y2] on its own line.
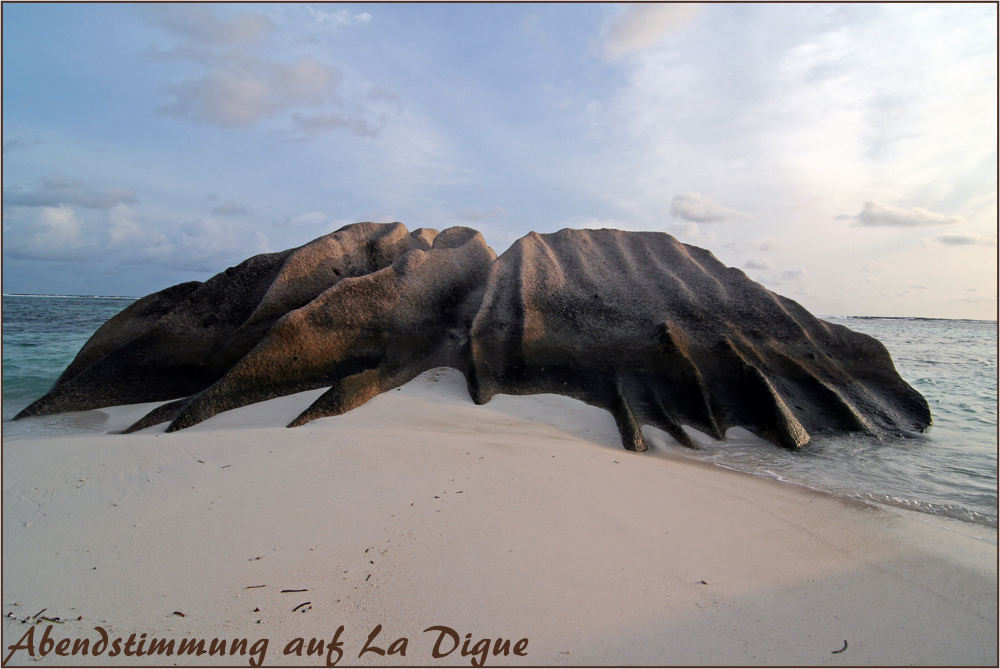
[3, 369, 997, 665]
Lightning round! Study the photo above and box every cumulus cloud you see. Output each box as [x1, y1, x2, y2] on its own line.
[851, 201, 965, 227]
[213, 200, 253, 215]
[107, 204, 146, 246]
[670, 192, 751, 223]
[3, 176, 137, 210]
[603, 4, 702, 60]
[3, 134, 42, 154]
[4, 205, 92, 260]
[33, 206, 83, 247]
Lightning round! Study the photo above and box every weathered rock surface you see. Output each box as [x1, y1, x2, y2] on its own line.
[468, 228, 930, 451]
[15, 223, 931, 450]
[17, 222, 429, 417]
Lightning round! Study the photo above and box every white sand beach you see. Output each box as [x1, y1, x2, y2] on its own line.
[2, 368, 997, 666]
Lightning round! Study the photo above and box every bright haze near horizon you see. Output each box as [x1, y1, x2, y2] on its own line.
[2, 3, 997, 320]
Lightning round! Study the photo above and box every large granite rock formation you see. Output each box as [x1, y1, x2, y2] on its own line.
[15, 223, 931, 451]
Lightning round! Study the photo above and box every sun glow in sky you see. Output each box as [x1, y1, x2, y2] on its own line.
[3, 3, 997, 319]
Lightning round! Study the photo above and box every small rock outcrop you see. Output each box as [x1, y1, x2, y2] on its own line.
[15, 222, 931, 451]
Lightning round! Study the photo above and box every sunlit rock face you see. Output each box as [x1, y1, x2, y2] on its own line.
[16, 222, 931, 451]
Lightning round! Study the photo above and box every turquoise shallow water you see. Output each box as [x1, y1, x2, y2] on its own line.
[2, 295, 997, 529]
[2, 294, 137, 419]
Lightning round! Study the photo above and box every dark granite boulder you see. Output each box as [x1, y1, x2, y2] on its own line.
[468, 228, 931, 451]
[15, 222, 429, 418]
[15, 223, 931, 451]
[159, 225, 495, 432]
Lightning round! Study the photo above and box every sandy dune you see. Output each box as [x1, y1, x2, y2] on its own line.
[2, 369, 996, 666]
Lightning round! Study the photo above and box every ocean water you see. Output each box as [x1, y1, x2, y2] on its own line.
[2, 295, 997, 532]
[650, 316, 998, 532]
[2, 295, 138, 420]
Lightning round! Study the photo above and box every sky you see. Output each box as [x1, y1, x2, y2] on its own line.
[2, 3, 997, 319]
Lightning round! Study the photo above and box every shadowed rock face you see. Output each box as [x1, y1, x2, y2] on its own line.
[468, 229, 929, 450]
[15, 223, 931, 451]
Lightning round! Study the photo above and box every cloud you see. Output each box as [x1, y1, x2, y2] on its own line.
[521, 13, 543, 38]
[107, 204, 146, 246]
[2, 134, 42, 154]
[922, 233, 997, 247]
[587, 4, 994, 320]
[3, 176, 137, 210]
[776, 268, 809, 283]
[757, 266, 810, 285]
[273, 211, 327, 228]
[958, 294, 997, 304]
[147, 6, 380, 136]
[33, 206, 83, 248]
[213, 200, 253, 216]
[667, 221, 715, 245]
[726, 236, 789, 253]
[307, 6, 372, 28]
[603, 4, 702, 60]
[4, 206, 92, 260]
[292, 112, 380, 138]
[367, 86, 403, 113]
[133, 218, 271, 272]
[161, 56, 342, 128]
[670, 192, 751, 223]
[755, 236, 788, 252]
[141, 6, 274, 54]
[851, 201, 965, 227]
[744, 258, 775, 271]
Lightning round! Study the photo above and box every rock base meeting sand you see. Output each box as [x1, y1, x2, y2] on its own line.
[2, 369, 996, 666]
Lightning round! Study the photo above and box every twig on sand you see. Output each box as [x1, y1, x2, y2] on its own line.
[292, 602, 311, 612]
[832, 640, 848, 654]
